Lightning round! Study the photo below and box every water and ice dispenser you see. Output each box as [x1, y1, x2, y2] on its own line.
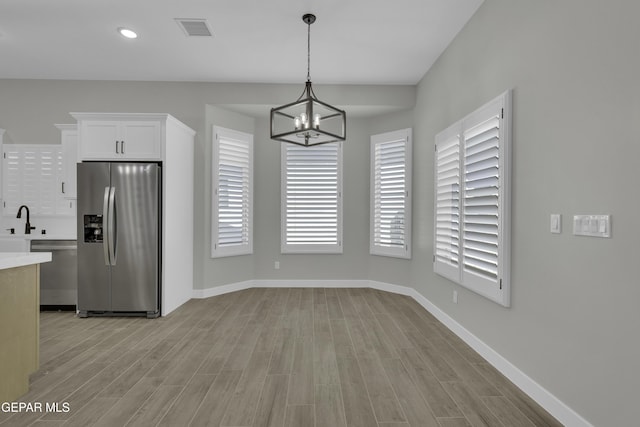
[83, 215, 103, 243]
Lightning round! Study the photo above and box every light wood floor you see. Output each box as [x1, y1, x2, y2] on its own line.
[0, 288, 562, 427]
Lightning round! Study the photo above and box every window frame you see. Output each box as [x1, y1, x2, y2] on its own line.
[370, 128, 412, 259]
[433, 90, 512, 307]
[281, 141, 343, 254]
[211, 125, 254, 258]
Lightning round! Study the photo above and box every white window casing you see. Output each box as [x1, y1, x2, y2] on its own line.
[281, 142, 343, 254]
[211, 126, 253, 258]
[434, 90, 511, 307]
[370, 128, 412, 259]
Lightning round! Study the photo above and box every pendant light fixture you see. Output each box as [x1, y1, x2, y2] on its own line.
[270, 14, 346, 147]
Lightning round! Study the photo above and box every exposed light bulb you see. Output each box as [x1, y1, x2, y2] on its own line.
[313, 113, 321, 129]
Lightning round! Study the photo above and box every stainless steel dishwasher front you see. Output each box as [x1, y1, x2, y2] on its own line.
[30, 239, 78, 310]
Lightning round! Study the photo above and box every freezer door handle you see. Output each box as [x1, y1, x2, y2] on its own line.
[108, 186, 117, 265]
[103, 186, 111, 266]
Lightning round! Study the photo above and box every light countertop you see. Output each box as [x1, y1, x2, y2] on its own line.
[0, 252, 52, 270]
[0, 234, 76, 241]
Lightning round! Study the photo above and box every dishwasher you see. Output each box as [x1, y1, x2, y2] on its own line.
[30, 240, 78, 311]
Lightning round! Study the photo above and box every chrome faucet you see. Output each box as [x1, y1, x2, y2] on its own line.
[16, 205, 36, 234]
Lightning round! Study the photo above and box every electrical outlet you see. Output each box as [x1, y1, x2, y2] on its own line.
[274, 261, 280, 270]
[453, 290, 458, 304]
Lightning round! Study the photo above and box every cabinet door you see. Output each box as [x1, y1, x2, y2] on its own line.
[60, 129, 78, 198]
[119, 121, 161, 160]
[79, 120, 161, 161]
[80, 121, 120, 160]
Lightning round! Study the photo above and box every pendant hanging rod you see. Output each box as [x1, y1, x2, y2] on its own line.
[303, 13, 315, 82]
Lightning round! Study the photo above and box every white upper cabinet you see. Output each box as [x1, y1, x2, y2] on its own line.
[55, 124, 78, 199]
[72, 114, 162, 160]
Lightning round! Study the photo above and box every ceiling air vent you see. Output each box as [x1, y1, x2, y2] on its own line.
[175, 19, 213, 37]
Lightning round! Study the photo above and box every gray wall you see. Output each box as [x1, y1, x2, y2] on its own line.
[0, 80, 415, 291]
[408, 1, 640, 425]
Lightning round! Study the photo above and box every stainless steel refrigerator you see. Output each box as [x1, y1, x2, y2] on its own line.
[77, 162, 161, 318]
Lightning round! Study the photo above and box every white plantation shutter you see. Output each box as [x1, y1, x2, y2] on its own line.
[462, 113, 501, 283]
[2, 144, 71, 216]
[433, 90, 511, 307]
[370, 128, 412, 258]
[211, 126, 253, 258]
[434, 126, 461, 281]
[281, 142, 342, 253]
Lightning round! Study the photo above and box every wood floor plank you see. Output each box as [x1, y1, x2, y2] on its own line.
[336, 357, 378, 427]
[313, 335, 340, 385]
[360, 315, 399, 359]
[268, 328, 296, 375]
[374, 313, 412, 349]
[190, 370, 242, 427]
[62, 397, 119, 427]
[253, 374, 289, 427]
[381, 358, 440, 427]
[220, 351, 272, 426]
[335, 288, 359, 318]
[325, 288, 344, 319]
[124, 384, 182, 426]
[93, 377, 164, 427]
[315, 383, 347, 427]
[221, 317, 264, 371]
[288, 338, 315, 405]
[156, 374, 216, 427]
[437, 417, 473, 427]
[357, 355, 407, 423]
[285, 404, 315, 427]
[397, 348, 463, 418]
[441, 381, 502, 427]
[481, 396, 537, 427]
[330, 318, 356, 359]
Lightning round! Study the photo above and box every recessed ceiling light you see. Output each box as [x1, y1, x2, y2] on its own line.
[118, 27, 138, 39]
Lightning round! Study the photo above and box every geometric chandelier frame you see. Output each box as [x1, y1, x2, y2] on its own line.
[270, 13, 347, 147]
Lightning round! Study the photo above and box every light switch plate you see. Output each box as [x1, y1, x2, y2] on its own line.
[550, 214, 561, 234]
[573, 215, 611, 238]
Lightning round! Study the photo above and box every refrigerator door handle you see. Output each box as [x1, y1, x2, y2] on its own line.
[108, 186, 117, 265]
[103, 186, 111, 266]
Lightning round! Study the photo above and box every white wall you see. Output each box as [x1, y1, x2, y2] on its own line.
[409, 1, 640, 425]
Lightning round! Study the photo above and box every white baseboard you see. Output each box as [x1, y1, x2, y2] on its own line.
[192, 280, 255, 299]
[193, 279, 591, 427]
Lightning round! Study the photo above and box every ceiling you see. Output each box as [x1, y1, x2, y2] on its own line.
[0, 0, 483, 85]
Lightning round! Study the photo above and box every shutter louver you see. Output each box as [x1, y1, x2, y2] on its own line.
[435, 133, 460, 268]
[283, 143, 341, 250]
[370, 128, 412, 258]
[217, 138, 250, 248]
[374, 139, 406, 248]
[211, 126, 253, 258]
[462, 115, 500, 282]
